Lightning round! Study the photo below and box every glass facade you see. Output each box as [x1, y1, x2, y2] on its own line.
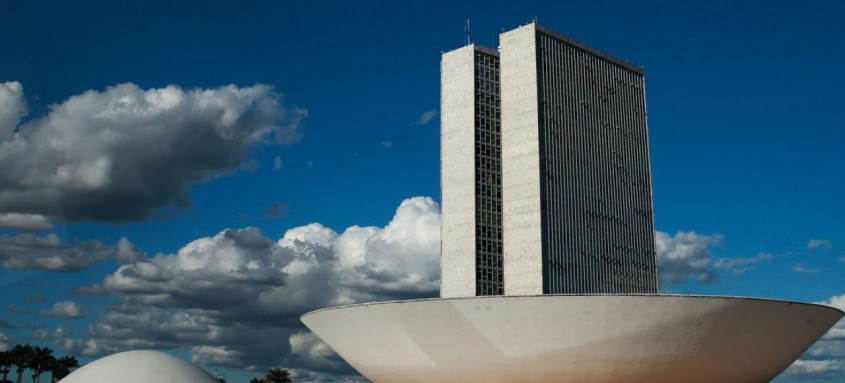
[473, 49, 504, 296]
[534, 28, 657, 294]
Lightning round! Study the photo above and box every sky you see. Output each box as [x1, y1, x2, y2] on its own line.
[0, 0, 843, 381]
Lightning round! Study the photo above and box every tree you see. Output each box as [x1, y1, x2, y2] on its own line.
[9, 345, 33, 383]
[1, 350, 12, 383]
[28, 347, 54, 383]
[249, 378, 265, 383]
[50, 356, 78, 383]
[264, 368, 291, 383]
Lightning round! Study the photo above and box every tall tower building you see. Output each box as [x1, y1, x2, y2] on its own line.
[441, 44, 503, 297]
[441, 23, 657, 298]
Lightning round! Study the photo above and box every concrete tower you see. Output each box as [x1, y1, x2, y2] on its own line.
[441, 22, 657, 298]
[441, 44, 503, 297]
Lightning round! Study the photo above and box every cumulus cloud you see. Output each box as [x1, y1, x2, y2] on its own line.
[101, 197, 440, 314]
[413, 109, 437, 125]
[0, 233, 146, 271]
[289, 332, 345, 371]
[0, 213, 53, 231]
[0, 82, 306, 221]
[39, 301, 83, 318]
[655, 231, 721, 286]
[115, 237, 148, 263]
[68, 197, 440, 373]
[808, 239, 833, 250]
[0, 81, 27, 141]
[33, 325, 80, 354]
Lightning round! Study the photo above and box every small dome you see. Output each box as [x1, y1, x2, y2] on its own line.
[61, 350, 218, 383]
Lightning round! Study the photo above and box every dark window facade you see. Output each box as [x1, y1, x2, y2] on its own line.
[535, 30, 658, 294]
[474, 49, 504, 296]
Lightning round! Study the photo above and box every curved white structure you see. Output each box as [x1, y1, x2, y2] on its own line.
[302, 295, 843, 383]
[61, 350, 218, 383]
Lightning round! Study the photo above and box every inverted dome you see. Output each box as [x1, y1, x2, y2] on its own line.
[302, 295, 844, 383]
[61, 350, 218, 383]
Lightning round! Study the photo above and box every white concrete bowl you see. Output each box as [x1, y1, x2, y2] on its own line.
[302, 295, 842, 383]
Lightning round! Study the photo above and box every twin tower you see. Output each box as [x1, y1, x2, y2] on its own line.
[441, 22, 658, 297]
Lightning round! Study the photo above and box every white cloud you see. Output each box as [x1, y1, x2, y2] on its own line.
[0, 213, 53, 231]
[807, 340, 845, 358]
[413, 109, 437, 125]
[191, 346, 248, 368]
[75, 304, 221, 356]
[288, 368, 368, 383]
[39, 301, 83, 318]
[115, 237, 147, 263]
[0, 81, 27, 141]
[289, 332, 344, 371]
[0, 82, 306, 221]
[808, 239, 833, 250]
[0, 233, 146, 271]
[69, 197, 439, 373]
[786, 359, 845, 374]
[655, 231, 721, 286]
[792, 263, 821, 274]
[713, 252, 773, 275]
[274, 155, 283, 170]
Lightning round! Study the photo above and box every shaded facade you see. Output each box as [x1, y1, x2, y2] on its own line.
[441, 23, 657, 297]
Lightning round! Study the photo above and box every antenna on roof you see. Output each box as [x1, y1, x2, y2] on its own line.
[532, 16, 539, 24]
[465, 18, 472, 45]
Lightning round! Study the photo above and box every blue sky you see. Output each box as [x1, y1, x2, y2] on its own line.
[0, 1, 843, 381]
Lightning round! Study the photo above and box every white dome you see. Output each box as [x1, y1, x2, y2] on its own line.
[61, 350, 218, 383]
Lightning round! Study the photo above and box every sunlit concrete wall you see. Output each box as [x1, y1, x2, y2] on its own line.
[440, 45, 478, 298]
[499, 24, 544, 295]
[302, 295, 844, 383]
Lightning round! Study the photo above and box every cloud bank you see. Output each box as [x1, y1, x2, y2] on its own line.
[0, 81, 306, 222]
[0, 233, 145, 271]
[66, 197, 440, 373]
[0, 213, 53, 231]
[39, 198, 818, 378]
